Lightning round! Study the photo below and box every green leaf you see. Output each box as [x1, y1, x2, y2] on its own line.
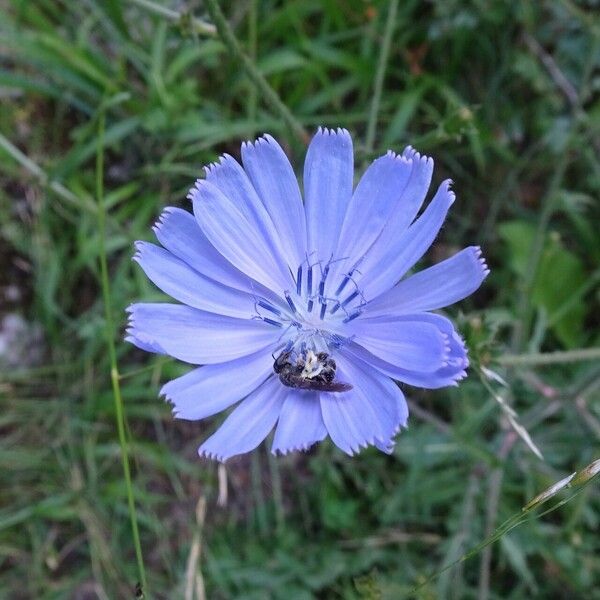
[499, 221, 587, 347]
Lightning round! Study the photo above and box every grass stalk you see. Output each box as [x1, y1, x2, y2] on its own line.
[0, 132, 96, 214]
[129, 0, 216, 36]
[247, 0, 258, 133]
[497, 347, 600, 367]
[95, 109, 147, 592]
[204, 0, 309, 145]
[364, 0, 399, 154]
[406, 462, 599, 599]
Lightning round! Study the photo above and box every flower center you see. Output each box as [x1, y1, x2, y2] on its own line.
[252, 256, 362, 393]
[294, 254, 366, 324]
[253, 255, 365, 343]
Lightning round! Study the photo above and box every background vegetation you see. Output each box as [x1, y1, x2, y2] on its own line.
[1, 0, 599, 598]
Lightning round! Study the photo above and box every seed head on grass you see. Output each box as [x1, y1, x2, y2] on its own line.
[127, 128, 488, 461]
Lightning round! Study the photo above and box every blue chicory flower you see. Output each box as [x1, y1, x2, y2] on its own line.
[127, 128, 488, 461]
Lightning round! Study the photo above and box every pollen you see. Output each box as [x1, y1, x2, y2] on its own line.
[300, 350, 325, 379]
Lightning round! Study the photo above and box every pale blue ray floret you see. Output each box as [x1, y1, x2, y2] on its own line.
[126, 128, 489, 461]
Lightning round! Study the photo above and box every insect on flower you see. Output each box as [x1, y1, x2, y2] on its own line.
[126, 128, 489, 461]
[273, 349, 352, 392]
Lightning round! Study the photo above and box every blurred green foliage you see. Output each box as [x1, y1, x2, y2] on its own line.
[1, 0, 599, 598]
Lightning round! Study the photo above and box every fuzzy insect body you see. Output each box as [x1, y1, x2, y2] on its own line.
[273, 350, 352, 392]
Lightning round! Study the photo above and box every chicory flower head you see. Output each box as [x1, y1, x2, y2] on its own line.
[127, 128, 488, 461]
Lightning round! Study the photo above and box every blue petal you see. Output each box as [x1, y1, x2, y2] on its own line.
[153, 207, 254, 293]
[342, 314, 469, 389]
[359, 179, 455, 300]
[241, 135, 307, 269]
[407, 313, 470, 380]
[346, 317, 449, 372]
[271, 389, 327, 455]
[335, 150, 432, 273]
[364, 246, 489, 317]
[198, 377, 285, 462]
[126, 303, 281, 364]
[373, 390, 410, 454]
[161, 349, 274, 420]
[190, 178, 292, 293]
[304, 127, 353, 263]
[320, 354, 406, 455]
[134, 242, 255, 318]
[204, 154, 299, 285]
[392, 148, 435, 236]
[125, 333, 166, 355]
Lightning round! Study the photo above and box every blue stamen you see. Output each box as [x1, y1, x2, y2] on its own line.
[296, 265, 302, 295]
[319, 264, 330, 297]
[307, 266, 313, 295]
[284, 291, 297, 314]
[307, 299, 314, 312]
[343, 311, 362, 323]
[335, 273, 352, 296]
[329, 301, 341, 315]
[258, 300, 281, 316]
[263, 318, 283, 327]
[319, 300, 327, 320]
[342, 290, 359, 307]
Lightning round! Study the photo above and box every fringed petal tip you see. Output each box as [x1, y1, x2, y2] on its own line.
[151, 206, 177, 237]
[169, 404, 192, 422]
[124, 306, 136, 332]
[271, 440, 320, 457]
[446, 329, 470, 384]
[375, 441, 395, 454]
[315, 125, 351, 139]
[473, 245, 491, 277]
[441, 333, 452, 367]
[399, 146, 434, 170]
[383, 149, 412, 166]
[341, 434, 393, 457]
[186, 178, 205, 202]
[347, 427, 407, 456]
[203, 153, 238, 179]
[439, 178, 456, 205]
[382, 148, 433, 173]
[241, 133, 278, 151]
[131, 240, 152, 263]
[374, 424, 407, 454]
[124, 305, 168, 354]
[123, 333, 136, 345]
[158, 383, 176, 412]
[198, 447, 228, 463]
[124, 330, 166, 355]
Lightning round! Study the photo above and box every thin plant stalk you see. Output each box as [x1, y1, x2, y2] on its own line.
[365, 0, 399, 154]
[129, 0, 216, 36]
[497, 347, 600, 367]
[96, 109, 147, 592]
[0, 132, 96, 214]
[204, 0, 309, 145]
[405, 464, 599, 599]
[247, 0, 258, 135]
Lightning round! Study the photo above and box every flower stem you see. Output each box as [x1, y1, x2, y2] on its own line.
[497, 347, 600, 367]
[365, 0, 399, 154]
[96, 109, 147, 592]
[204, 0, 309, 145]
